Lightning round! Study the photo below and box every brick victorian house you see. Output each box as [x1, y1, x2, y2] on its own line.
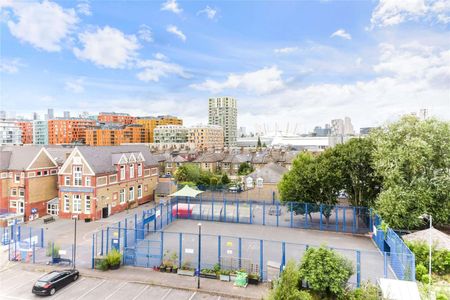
[0, 146, 70, 223]
[57, 146, 159, 220]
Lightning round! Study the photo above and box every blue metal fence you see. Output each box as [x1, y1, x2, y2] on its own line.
[6, 225, 45, 263]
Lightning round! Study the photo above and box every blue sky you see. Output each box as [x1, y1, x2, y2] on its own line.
[1, 0, 449, 132]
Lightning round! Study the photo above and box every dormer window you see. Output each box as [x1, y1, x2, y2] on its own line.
[74, 166, 82, 186]
[130, 164, 135, 179]
[120, 165, 126, 180]
[137, 163, 142, 176]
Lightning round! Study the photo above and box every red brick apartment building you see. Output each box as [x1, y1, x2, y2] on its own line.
[98, 112, 136, 125]
[16, 121, 33, 144]
[48, 118, 96, 144]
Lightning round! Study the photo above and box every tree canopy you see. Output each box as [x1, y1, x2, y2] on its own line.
[175, 163, 229, 187]
[370, 116, 450, 229]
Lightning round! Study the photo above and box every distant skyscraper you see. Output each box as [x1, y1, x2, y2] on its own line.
[33, 120, 49, 145]
[47, 108, 54, 120]
[331, 119, 345, 136]
[238, 127, 246, 137]
[63, 111, 70, 118]
[208, 97, 237, 147]
[344, 117, 354, 135]
[33, 112, 39, 120]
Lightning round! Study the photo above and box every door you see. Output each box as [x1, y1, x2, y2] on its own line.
[102, 207, 108, 218]
[17, 200, 24, 214]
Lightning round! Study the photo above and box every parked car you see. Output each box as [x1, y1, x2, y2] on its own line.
[32, 269, 79, 296]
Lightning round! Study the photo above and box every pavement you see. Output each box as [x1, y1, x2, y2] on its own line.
[1, 263, 269, 300]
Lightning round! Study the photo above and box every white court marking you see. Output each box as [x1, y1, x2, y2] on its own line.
[75, 279, 106, 300]
[131, 285, 150, 300]
[104, 281, 128, 300]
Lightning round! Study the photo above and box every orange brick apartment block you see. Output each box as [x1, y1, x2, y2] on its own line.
[136, 115, 183, 143]
[48, 118, 96, 144]
[98, 112, 136, 125]
[85, 124, 149, 146]
[57, 146, 159, 220]
[16, 120, 33, 144]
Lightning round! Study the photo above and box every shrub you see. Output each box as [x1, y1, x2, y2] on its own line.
[345, 282, 379, 300]
[268, 260, 312, 300]
[105, 249, 122, 267]
[406, 241, 450, 275]
[437, 293, 449, 300]
[416, 264, 428, 282]
[46, 242, 60, 258]
[98, 259, 109, 271]
[298, 246, 354, 298]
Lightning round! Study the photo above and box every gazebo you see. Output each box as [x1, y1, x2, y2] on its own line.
[168, 185, 204, 198]
[169, 185, 203, 218]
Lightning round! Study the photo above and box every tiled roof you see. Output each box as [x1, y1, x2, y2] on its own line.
[193, 152, 226, 163]
[247, 162, 288, 183]
[403, 228, 450, 250]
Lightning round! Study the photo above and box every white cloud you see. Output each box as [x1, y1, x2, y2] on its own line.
[371, 0, 450, 27]
[65, 78, 85, 93]
[191, 66, 284, 94]
[138, 24, 153, 42]
[197, 6, 217, 19]
[76, 0, 91, 16]
[0, 58, 23, 74]
[136, 59, 187, 82]
[166, 25, 186, 42]
[154, 52, 168, 60]
[4, 0, 78, 52]
[274, 47, 298, 54]
[161, 0, 182, 14]
[330, 29, 352, 40]
[74, 26, 140, 69]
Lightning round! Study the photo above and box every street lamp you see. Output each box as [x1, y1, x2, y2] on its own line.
[197, 223, 202, 289]
[418, 213, 432, 300]
[72, 214, 79, 269]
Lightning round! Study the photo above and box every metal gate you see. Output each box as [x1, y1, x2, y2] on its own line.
[124, 239, 161, 268]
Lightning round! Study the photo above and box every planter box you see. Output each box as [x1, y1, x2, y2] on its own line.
[219, 274, 230, 282]
[230, 274, 237, 282]
[177, 269, 195, 276]
[109, 264, 120, 270]
[200, 273, 218, 279]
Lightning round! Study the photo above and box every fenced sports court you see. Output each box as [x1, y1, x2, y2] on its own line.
[92, 197, 416, 287]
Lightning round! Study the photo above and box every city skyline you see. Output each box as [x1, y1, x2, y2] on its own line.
[1, 0, 449, 132]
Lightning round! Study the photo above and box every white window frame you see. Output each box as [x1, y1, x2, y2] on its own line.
[130, 164, 135, 179]
[73, 166, 82, 186]
[14, 173, 20, 183]
[138, 163, 142, 176]
[129, 186, 134, 201]
[10, 188, 17, 196]
[19, 188, 24, 197]
[65, 176, 70, 186]
[85, 196, 91, 214]
[85, 177, 91, 187]
[72, 195, 81, 213]
[10, 200, 17, 208]
[120, 165, 126, 180]
[138, 185, 142, 199]
[151, 168, 158, 176]
[120, 189, 126, 204]
[64, 195, 70, 212]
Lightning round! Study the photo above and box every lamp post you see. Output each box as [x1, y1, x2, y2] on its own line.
[197, 223, 202, 289]
[72, 215, 78, 269]
[419, 214, 432, 300]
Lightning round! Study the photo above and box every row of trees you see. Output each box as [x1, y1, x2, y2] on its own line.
[278, 116, 450, 229]
[174, 163, 231, 187]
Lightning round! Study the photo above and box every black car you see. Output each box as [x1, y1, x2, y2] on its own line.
[32, 269, 79, 296]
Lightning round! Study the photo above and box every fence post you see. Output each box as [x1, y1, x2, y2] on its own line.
[356, 250, 361, 288]
[281, 242, 286, 270]
[263, 201, 266, 226]
[200, 197, 203, 220]
[52, 242, 54, 262]
[218, 235, 221, 268]
[276, 202, 279, 227]
[335, 207, 339, 232]
[160, 231, 164, 264]
[118, 221, 121, 249]
[238, 237, 242, 269]
[212, 199, 214, 221]
[353, 207, 357, 234]
[106, 227, 110, 254]
[304, 203, 308, 228]
[160, 203, 163, 228]
[223, 200, 227, 221]
[91, 234, 95, 269]
[124, 218, 128, 248]
[259, 240, 264, 281]
[179, 233, 182, 268]
[40, 228, 44, 248]
[29, 227, 32, 243]
[319, 204, 323, 230]
[134, 214, 138, 241]
[383, 252, 387, 278]
[32, 242, 36, 264]
[290, 203, 293, 228]
[343, 208, 346, 232]
[250, 201, 253, 224]
[8, 235, 10, 261]
[236, 201, 239, 223]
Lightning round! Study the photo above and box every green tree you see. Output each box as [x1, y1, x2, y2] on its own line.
[221, 173, 231, 185]
[238, 162, 254, 175]
[269, 260, 312, 300]
[370, 116, 450, 228]
[174, 163, 201, 183]
[257, 136, 262, 148]
[333, 138, 382, 208]
[298, 246, 354, 298]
